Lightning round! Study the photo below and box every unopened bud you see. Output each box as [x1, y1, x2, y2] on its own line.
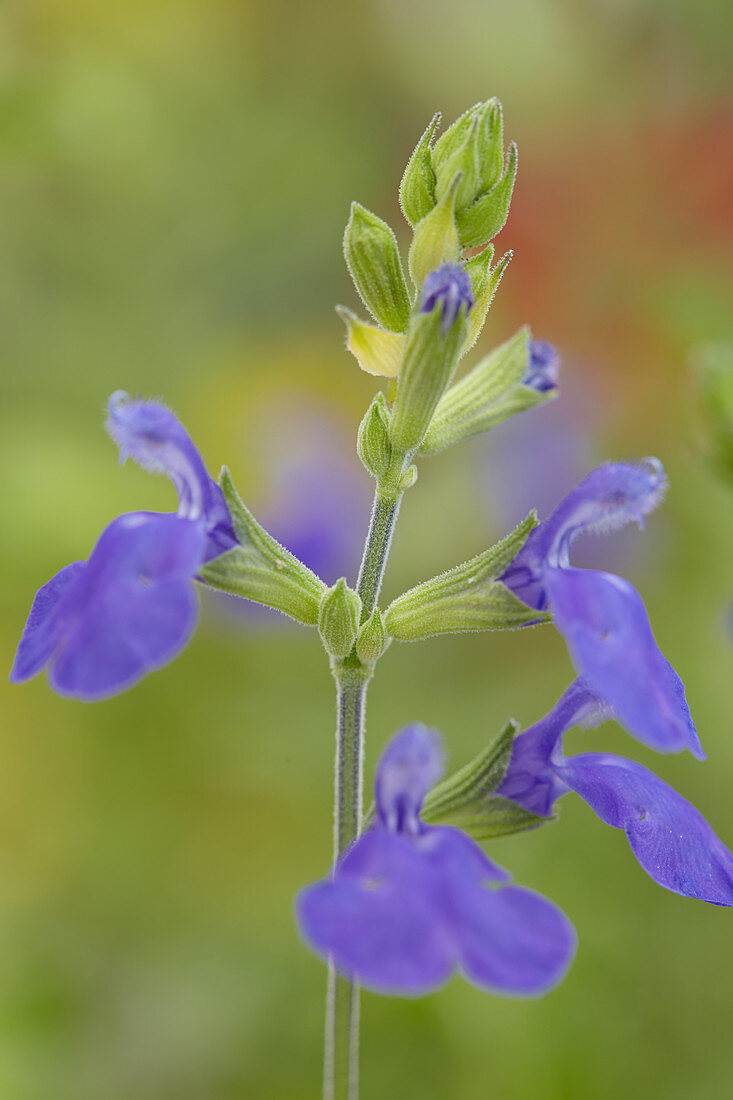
[343, 203, 411, 333]
[318, 578, 362, 659]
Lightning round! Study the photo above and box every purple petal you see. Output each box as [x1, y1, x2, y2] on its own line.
[296, 830, 453, 995]
[449, 882, 576, 995]
[10, 561, 86, 683]
[420, 263, 474, 334]
[524, 340, 559, 393]
[374, 725, 444, 835]
[106, 392, 236, 556]
[419, 827, 575, 995]
[415, 823, 510, 885]
[561, 753, 733, 905]
[546, 566, 703, 759]
[501, 460, 666, 609]
[496, 679, 605, 816]
[22, 512, 206, 701]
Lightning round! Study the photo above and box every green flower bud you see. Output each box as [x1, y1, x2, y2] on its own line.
[343, 203, 411, 333]
[355, 607, 388, 664]
[388, 294, 467, 454]
[336, 306, 405, 378]
[384, 513, 545, 639]
[200, 468, 327, 625]
[318, 578, 362, 659]
[407, 173, 461, 288]
[357, 392, 393, 479]
[399, 112, 440, 227]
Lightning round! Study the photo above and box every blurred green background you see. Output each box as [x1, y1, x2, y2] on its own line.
[1, 1, 732, 1097]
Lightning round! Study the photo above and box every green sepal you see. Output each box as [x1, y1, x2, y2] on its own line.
[355, 607, 388, 664]
[384, 512, 547, 640]
[399, 112, 440, 227]
[420, 326, 553, 456]
[343, 202, 412, 333]
[318, 578, 362, 659]
[408, 173, 461, 288]
[462, 247, 512, 354]
[421, 720, 550, 839]
[422, 719, 517, 817]
[429, 796, 551, 841]
[455, 141, 518, 249]
[199, 468, 327, 625]
[388, 304, 467, 454]
[357, 392, 393, 479]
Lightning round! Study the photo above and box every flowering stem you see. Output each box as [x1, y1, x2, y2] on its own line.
[355, 490, 403, 620]
[323, 485, 404, 1100]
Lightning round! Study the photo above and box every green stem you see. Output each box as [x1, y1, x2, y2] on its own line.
[356, 490, 403, 620]
[323, 485, 404, 1100]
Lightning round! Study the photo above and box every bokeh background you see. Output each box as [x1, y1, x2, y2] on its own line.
[1, 2, 732, 1097]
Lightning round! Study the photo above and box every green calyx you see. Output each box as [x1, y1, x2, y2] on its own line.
[199, 468, 327, 625]
[421, 720, 550, 840]
[420, 326, 555, 456]
[318, 578, 362, 659]
[383, 512, 547, 640]
[388, 304, 467, 455]
[357, 392, 393, 480]
[355, 607, 388, 665]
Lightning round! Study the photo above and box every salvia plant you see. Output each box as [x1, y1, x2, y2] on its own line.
[10, 99, 733, 1099]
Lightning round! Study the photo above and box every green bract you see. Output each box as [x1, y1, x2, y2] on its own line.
[407, 172, 461, 288]
[343, 203, 412, 333]
[399, 112, 440, 227]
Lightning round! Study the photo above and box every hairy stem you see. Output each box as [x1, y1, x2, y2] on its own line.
[356, 490, 403, 620]
[323, 485, 404, 1100]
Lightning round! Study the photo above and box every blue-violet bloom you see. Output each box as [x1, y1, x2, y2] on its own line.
[10, 391, 237, 701]
[497, 679, 733, 905]
[420, 263, 474, 335]
[524, 340, 560, 393]
[297, 725, 576, 997]
[500, 460, 703, 759]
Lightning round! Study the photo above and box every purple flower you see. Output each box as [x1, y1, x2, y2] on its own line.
[10, 392, 237, 701]
[524, 340, 559, 393]
[420, 263, 474, 335]
[497, 680, 733, 906]
[296, 725, 576, 997]
[501, 460, 703, 759]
